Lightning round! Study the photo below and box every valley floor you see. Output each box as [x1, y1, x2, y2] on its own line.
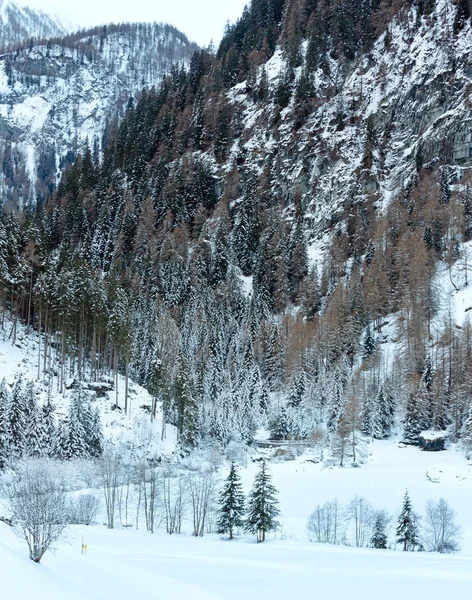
[2, 440, 472, 599]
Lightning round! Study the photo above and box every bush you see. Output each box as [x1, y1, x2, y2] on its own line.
[6, 461, 69, 562]
[68, 493, 100, 525]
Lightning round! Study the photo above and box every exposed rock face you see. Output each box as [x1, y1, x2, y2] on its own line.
[221, 0, 472, 245]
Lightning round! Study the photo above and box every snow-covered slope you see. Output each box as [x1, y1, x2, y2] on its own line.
[0, 317, 177, 456]
[0, 22, 199, 207]
[0, 0, 70, 51]
[226, 0, 472, 245]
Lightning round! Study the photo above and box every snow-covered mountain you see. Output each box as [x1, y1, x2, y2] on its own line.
[0, 22, 199, 207]
[0, 0, 70, 51]
[221, 0, 472, 247]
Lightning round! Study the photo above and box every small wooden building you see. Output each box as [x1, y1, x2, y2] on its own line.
[419, 430, 446, 452]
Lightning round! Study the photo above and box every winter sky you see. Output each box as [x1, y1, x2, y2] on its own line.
[15, 0, 249, 46]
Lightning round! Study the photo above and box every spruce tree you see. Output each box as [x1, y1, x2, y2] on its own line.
[403, 393, 422, 445]
[42, 392, 56, 457]
[9, 375, 27, 460]
[373, 385, 395, 439]
[269, 405, 292, 441]
[88, 407, 104, 458]
[217, 462, 246, 540]
[362, 325, 376, 360]
[25, 400, 47, 458]
[396, 491, 419, 551]
[371, 511, 388, 549]
[0, 379, 10, 470]
[245, 461, 280, 542]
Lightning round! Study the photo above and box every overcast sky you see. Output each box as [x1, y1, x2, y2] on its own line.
[15, 0, 249, 46]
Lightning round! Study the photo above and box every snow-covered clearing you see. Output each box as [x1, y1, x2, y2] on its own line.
[3, 521, 472, 600]
[2, 440, 472, 598]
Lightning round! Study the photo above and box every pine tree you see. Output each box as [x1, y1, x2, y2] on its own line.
[362, 325, 376, 360]
[269, 405, 292, 441]
[373, 385, 395, 439]
[396, 491, 419, 551]
[53, 404, 89, 460]
[245, 461, 280, 542]
[217, 462, 246, 540]
[88, 407, 104, 458]
[371, 511, 388, 549]
[287, 372, 306, 408]
[25, 399, 47, 458]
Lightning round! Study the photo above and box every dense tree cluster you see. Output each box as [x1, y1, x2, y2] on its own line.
[1, 0, 472, 462]
[0, 376, 103, 469]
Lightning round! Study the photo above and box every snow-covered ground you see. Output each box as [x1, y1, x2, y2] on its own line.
[0, 320, 178, 455]
[3, 520, 472, 600]
[2, 440, 472, 598]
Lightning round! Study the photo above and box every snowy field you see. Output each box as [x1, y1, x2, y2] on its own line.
[2, 440, 472, 599]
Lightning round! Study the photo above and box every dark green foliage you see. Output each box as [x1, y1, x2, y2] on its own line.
[217, 462, 246, 539]
[396, 491, 419, 551]
[217, 0, 285, 84]
[403, 394, 423, 445]
[362, 325, 376, 360]
[245, 461, 280, 542]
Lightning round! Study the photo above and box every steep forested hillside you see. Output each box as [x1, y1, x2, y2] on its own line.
[0, 22, 199, 208]
[2, 0, 472, 468]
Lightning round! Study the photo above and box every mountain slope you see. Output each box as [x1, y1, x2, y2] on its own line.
[0, 0, 70, 51]
[0, 22, 199, 207]
[2, 0, 472, 464]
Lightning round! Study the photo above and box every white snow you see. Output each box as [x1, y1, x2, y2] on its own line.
[2, 441, 472, 598]
[2, 317, 472, 596]
[420, 430, 447, 442]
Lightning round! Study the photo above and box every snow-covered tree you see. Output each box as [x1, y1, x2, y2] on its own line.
[25, 399, 47, 458]
[217, 462, 245, 540]
[371, 510, 389, 549]
[245, 461, 280, 542]
[403, 394, 423, 445]
[8, 375, 27, 459]
[396, 491, 419, 551]
[0, 379, 10, 470]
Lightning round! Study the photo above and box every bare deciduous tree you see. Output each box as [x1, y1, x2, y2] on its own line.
[347, 496, 374, 547]
[187, 467, 218, 537]
[162, 468, 187, 534]
[424, 498, 462, 553]
[69, 493, 100, 526]
[98, 447, 123, 529]
[307, 499, 345, 544]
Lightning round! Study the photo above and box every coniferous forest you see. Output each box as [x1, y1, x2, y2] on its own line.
[1, 0, 472, 468]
